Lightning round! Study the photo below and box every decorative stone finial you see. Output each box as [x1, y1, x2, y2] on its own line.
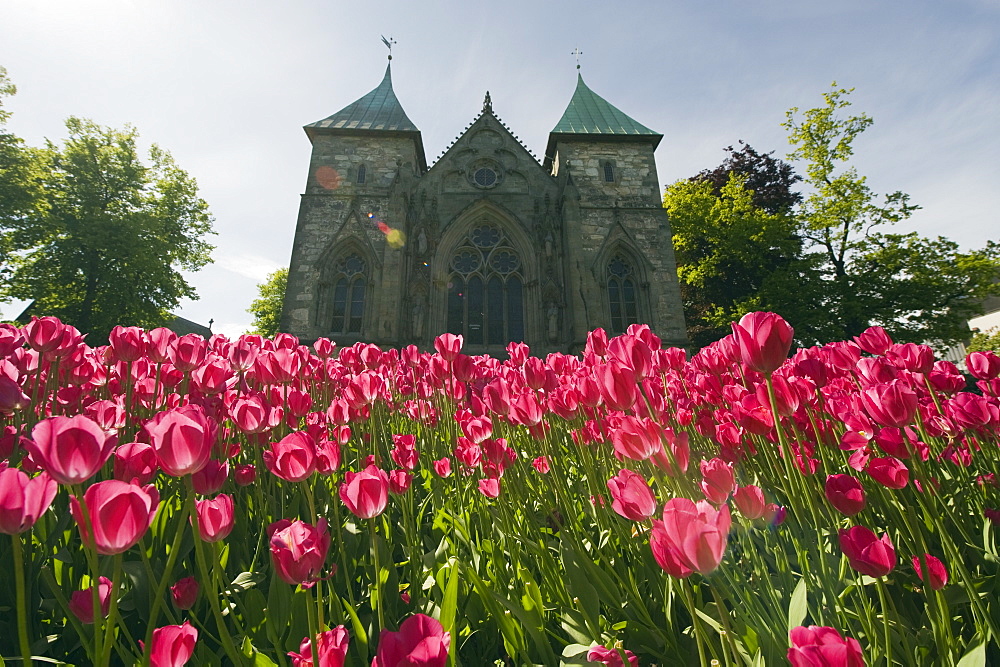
[483, 91, 492, 112]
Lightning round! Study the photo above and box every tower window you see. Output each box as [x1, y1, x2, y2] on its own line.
[356, 164, 367, 184]
[607, 253, 638, 334]
[329, 254, 367, 334]
[446, 224, 523, 346]
[603, 161, 616, 183]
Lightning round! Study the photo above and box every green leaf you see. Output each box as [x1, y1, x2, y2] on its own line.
[787, 577, 808, 634]
[439, 559, 460, 666]
[342, 595, 370, 663]
[225, 571, 266, 596]
[957, 641, 986, 667]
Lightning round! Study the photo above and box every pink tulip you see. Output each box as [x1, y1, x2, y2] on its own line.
[433, 333, 463, 362]
[532, 456, 550, 474]
[886, 342, 934, 374]
[194, 494, 235, 542]
[0, 468, 57, 534]
[108, 325, 147, 363]
[967, 351, 1000, 381]
[289, 626, 350, 667]
[27, 415, 115, 485]
[339, 465, 389, 519]
[372, 613, 450, 667]
[866, 457, 909, 489]
[650, 519, 694, 578]
[732, 485, 767, 520]
[854, 325, 892, 356]
[111, 442, 157, 485]
[147, 620, 198, 667]
[263, 431, 317, 482]
[170, 334, 207, 373]
[234, 463, 257, 486]
[433, 457, 452, 478]
[171, 576, 199, 610]
[610, 415, 661, 461]
[825, 475, 866, 516]
[788, 625, 865, 667]
[586, 644, 639, 667]
[191, 459, 229, 495]
[268, 519, 330, 586]
[606, 469, 657, 521]
[70, 480, 160, 555]
[653, 498, 731, 576]
[594, 362, 639, 412]
[839, 526, 896, 578]
[68, 576, 112, 624]
[145, 405, 216, 477]
[22, 316, 68, 353]
[860, 382, 917, 428]
[478, 477, 501, 498]
[912, 553, 948, 590]
[316, 440, 342, 475]
[699, 457, 736, 505]
[388, 469, 413, 495]
[731, 311, 794, 374]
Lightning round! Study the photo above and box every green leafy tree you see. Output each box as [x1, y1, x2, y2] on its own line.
[247, 267, 287, 337]
[0, 105, 214, 342]
[968, 327, 1000, 354]
[783, 85, 1000, 345]
[665, 145, 810, 348]
[0, 67, 47, 283]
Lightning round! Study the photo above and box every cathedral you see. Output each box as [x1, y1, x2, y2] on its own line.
[280, 60, 688, 354]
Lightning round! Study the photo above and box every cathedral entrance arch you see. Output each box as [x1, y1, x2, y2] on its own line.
[431, 203, 536, 354]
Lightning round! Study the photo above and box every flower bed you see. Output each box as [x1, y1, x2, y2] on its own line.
[0, 314, 998, 665]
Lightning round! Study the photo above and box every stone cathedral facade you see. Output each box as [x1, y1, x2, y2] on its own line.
[280, 63, 688, 354]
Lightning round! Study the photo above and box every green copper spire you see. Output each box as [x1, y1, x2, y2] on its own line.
[550, 73, 659, 138]
[306, 64, 419, 133]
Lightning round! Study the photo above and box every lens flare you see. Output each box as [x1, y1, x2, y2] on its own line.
[314, 166, 341, 190]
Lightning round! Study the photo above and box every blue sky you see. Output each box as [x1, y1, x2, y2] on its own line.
[2, 0, 998, 338]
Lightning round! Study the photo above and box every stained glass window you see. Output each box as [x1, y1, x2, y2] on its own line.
[446, 225, 524, 346]
[607, 253, 638, 334]
[328, 253, 367, 335]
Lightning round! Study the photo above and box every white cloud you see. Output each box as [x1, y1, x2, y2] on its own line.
[214, 254, 284, 283]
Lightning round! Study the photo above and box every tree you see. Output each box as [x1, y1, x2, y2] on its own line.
[968, 327, 1000, 354]
[664, 145, 811, 348]
[0, 93, 214, 342]
[0, 67, 46, 284]
[247, 268, 287, 337]
[692, 142, 802, 215]
[783, 85, 1000, 345]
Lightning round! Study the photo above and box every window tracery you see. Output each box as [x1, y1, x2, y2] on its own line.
[607, 252, 638, 334]
[446, 224, 524, 345]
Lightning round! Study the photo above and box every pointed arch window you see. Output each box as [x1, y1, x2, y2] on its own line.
[607, 253, 638, 334]
[356, 164, 367, 184]
[603, 160, 616, 183]
[329, 254, 367, 334]
[446, 224, 524, 346]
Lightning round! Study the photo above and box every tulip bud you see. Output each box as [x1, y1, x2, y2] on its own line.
[171, 576, 199, 610]
[825, 475, 866, 516]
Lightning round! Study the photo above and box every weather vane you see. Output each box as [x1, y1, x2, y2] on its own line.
[381, 35, 396, 60]
[571, 47, 583, 70]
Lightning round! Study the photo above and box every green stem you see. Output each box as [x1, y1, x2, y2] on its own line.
[12, 532, 33, 666]
[187, 478, 243, 664]
[143, 491, 194, 664]
[370, 517, 386, 632]
[99, 553, 124, 665]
